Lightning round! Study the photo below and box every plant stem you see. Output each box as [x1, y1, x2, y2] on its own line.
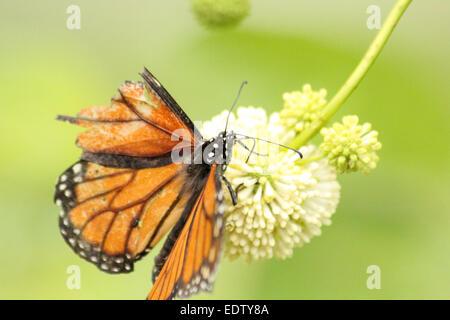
[296, 153, 324, 165]
[289, 0, 412, 150]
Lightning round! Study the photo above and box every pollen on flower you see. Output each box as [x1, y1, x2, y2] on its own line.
[319, 115, 382, 174]
[201, 107, 340, 261]
[279, 84, 328, 135]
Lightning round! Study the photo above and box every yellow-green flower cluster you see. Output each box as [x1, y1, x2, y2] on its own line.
[191, 0, 250, 29]
[279, 84, 327, 134]
[319, 115, 382, 174]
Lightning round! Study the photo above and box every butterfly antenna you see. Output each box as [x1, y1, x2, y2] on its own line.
[236, 134, 303, 159]
[224, 80, 247, 133]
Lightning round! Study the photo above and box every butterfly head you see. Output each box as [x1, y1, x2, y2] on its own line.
[201, 131, 236, 171]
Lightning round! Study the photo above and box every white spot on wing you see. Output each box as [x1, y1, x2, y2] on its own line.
[73, 163, 82, 174]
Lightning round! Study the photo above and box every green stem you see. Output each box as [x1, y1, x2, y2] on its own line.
[289, 0, 412, 150]
[296, 153, 324, 165]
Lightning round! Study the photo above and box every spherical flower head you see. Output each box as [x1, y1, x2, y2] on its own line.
[201, 107, 340, 261]
[279, 84, 328, 134]
[320, 115, 382, 174]
[191, 0, 250, 29]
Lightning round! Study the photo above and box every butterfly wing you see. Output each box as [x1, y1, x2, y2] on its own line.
[55, 69, 225, 298]
[147, 163, 225, 300]
[57, 69, 201, 165]
[55, 160, 196, 273]
[139, 68, 201, 141]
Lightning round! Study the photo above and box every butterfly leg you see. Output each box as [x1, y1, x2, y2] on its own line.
[245, 139, 256, 163]
[236, 140, 268, 162]
[222, 176, 240, 206]
[234, 183, 244, 200]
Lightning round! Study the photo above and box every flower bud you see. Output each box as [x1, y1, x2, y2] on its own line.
[320, 115, 382, 174]
[191, 0, 250, 29]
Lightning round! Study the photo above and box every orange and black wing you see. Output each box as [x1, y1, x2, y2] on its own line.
[147, 164, 225, 300]
[57, 68, 201, 166]
[54, 160, 194, 273]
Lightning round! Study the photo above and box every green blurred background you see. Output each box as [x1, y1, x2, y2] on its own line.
[0, 1, 448, 299]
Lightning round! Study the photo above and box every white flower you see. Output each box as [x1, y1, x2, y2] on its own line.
[201, 107, 341, 261]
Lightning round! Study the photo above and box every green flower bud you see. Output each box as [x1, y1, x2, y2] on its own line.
[320, 115, 382, 174]
[191, 0, 250, 29]
[279, 84, 328, 136]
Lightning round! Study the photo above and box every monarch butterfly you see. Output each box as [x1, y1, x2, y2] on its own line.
[54, 68, 301, 299]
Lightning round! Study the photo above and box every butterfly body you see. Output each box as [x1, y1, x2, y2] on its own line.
[194, 131, 235, 166]
[55, 68, 234, 299]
